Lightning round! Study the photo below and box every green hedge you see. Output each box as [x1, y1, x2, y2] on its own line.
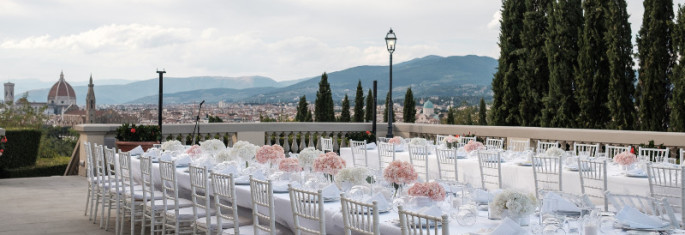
[0, 129, 42, 169]
[0, 156, 70, 178]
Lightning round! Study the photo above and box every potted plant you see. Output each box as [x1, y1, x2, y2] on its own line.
[348, 131, 376, 143]
[115, 123, 160, 152]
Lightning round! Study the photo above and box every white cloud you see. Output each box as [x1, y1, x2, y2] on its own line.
[487, 10, 501, 30]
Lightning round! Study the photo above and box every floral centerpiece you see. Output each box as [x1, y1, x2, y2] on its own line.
[409, 137, 429, 146]
[229, 141, 258, 164]
[407, 182, 446, 201]
[614, 151, 637, 173]
[490, 190, 536, 224]
[161, 140, 184, 152]
[115, 123, 160, 152]
[463, 140, 485, 153]
[388, 136, 403, 145]
[256, 144, 286, 165]
[313, 152, 346, 181]
[200, 139, 226, 154]
[335, 167, 369, 192]
[443, 135, 460, 149]
[215, 149, 237, 162]
[545, 147, 566, 157]
[185, 145, 203, 159]
[383, 160, 418, 197]
[278, 157, 302, 173]
[298, 147, 323, 171]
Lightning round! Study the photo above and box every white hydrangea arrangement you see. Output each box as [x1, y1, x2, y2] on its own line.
[161, 140, 184, 152]
[200, 139, 226, 153]
[335, 167, 369, 185]
[409, 137, 429, 146]
[215, 149, 238, 162]
[297, 147, 323, 170]
[545, 147, 566, 157]
[490, 190, 536, 217]
[229, 140, 258, 162]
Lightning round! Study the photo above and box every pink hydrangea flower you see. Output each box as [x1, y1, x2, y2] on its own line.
[278, 157, 302, 173]
[255, 144, 286, 164]
[463, 140, 485, 153]
[383, 160, 418, 185]
[408, 182, 447, 201]
[185, 145, 202, 159]
[313, 152, 346, 175]
[388, 137, 403, 145]
[614, 151, 637, 166]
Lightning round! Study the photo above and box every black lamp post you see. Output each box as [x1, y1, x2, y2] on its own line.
[157, 69, 165, 143]
[385, 28, 396, 138]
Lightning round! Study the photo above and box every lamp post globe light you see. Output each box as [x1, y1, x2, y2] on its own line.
[385, 28, 396, 138]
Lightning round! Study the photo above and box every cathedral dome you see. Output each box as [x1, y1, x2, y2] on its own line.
[48, 71, 76, 100]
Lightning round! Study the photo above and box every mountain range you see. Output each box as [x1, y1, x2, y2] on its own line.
[22, 55, 497, 105]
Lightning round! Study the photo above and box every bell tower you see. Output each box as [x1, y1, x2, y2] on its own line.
[4, 82, 14, 104]
[85, 75, 96, 123]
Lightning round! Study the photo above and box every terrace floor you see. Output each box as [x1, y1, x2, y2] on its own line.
[0, 176, 119, 235]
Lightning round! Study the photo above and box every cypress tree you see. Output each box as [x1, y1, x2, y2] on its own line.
[479, 98, 488, 125]
[353, 81, 365, 122]
[403, 87, 416, 123]
[314, 72, 335, 122]
[606, 0, 636, 130]
[466, 110, 474, 125]
[295, 95, 308, 122]
[671, 5, 685, 132]
[446, 108, 455, 125]
[492, 0, 526, 126]
[340, 94, 351, 122]
[541, 0, 581, 128]
[306, 110, 313, 122]
[383, 91, 395, 122]
[365, 89, 374, 122]
[577, 0, 611, 129]
[518, 0, 551, 127]
[637, 0, 675, 131]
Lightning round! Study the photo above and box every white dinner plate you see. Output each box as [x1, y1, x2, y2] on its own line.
[614, 222, 671, 231]
[626, 172, 648, 178]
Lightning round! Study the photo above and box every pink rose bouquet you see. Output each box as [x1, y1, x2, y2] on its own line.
[313, 152, 347, 175]
[185, 145, 203, 159]
[614, 151, 637, 166]
[278, 157, 302, 173]
[388, 137, 403, 145]
[463, 140, 485, 153]
[443, 135, 460, 149]
[408, 182, 447, 201]
[256, 144, 286, 164]
[383, 160, 418, 185]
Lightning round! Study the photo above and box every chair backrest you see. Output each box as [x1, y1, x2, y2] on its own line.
[435, 135, 448, 145]
[485, 138, 504, 150]
[508, 139, 530, 152]
[93, 144, 109, 192]
[605, 145, 631, 159]
[104, 146, 121, 193]
[578, 158, 608, 211]
[605, 191, 679, 228]
[647, 163, 685, 218]
[407, 144, 430, 182]
[189, 165, 211, 230]
[159, 160, 182, 219]
[350, 140, 369, 168]
[532, 155, 563, 199]
[536, 141, 560, 153]
[140, 155, 157, 209]
[117, 150, 136, 197]
[477, 150, 502, 190]
[340, 194, 380, 235]
[573, 143, 599, 157]
[211, 172, 240, 235]
[288, 185, 326, 235]
[84, 142, 95, 181]
[681, 149, 685, 166]
[459, 136, 476, 146]
[397, 205, 449, 235]
[640, 147, 670, 163]
[250, 176, 276, 234]
[377, 142, 396, 170]
[320, 137, 334, 152]
[435, 148, 458, 182]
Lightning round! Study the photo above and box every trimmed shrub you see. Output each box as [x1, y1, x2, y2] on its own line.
[0, 156, 70, 178]
[0, 129, 42, 169]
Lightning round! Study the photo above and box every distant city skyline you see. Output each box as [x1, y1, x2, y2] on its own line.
[1, 0, 683, 82]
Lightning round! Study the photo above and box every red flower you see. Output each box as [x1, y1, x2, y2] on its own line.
[630, 147, 635, 154]
[1, 136, 6, 143]
[1, 149, 4, 153]
[130, 128, 136, 134]
[365, 131, 371, 135]
[455, 135, 459, 138]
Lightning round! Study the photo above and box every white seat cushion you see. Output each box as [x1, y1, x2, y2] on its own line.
[195, 213, 253, 231]
[126, 190, 164, 200]
[146, 198, 193, 211]
[166, 207, 214, 221]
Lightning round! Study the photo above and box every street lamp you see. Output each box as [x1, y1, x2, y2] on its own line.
[157, 69, 166, 143]
[385, 28, 396, 138]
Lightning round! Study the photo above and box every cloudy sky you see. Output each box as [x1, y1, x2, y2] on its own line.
[1, 0, 683, 83]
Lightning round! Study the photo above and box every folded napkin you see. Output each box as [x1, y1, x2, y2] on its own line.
[418, 205, 442, 217]
[160, 153, 174, 162]
[272, 181, 299, 192]
[173, 154, 190, 165]
[191, 156, 215, 169]
[235, 170, 266, 183]
[365, 192, 390, 211]
[490, 217, 526, 235]
[541, 192, 581, 214]
[366, 142, 377, 149]
[129, 145, 144, 156]
[473, 189, 494, 204]
[212, 162, 238, 175]
[627, 168, 646, 176]
[321, 184, 341, 199]
[615, 205, 670, 229]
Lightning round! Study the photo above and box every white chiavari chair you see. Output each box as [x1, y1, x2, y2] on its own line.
[189, 165, 216, 235]
[397, 205, 449, 235]
[160, 160, 197, 235]
[640, 147, 670, 163]
[606, 191, 679, 228]
[532, 154, 563, 199]
[117, 151, 147, 235]
[605, 145, 631, 160]
[210, 172, 253, 235]
[250, 176, 278, 235]
[92, 143, 107, 225]
[408, 144, 430, 182]
[141, 155, 190, 235]
[103, 146, 122, 232]
[477, 150, 502, 190]
[508, 139, 530, 152]
[681, 148, 685, 166]
[350, 140, 369, 168]
[484, 138, 504, 150]
[536, 141, 560, 153]
[320, 137, 334, 152]
[578, 158, 608, 211]
[340, 194, 380, 235]
[378, 142, 396, 170]
[289, 185, 326, 235]
[435, 135, 448, 146]
[435, 148, 458, 182]
[647, 163, 685, 226]
[83, 141, 97, 219]
[459, 136, 476, 146]
[573, 143, 599, 157]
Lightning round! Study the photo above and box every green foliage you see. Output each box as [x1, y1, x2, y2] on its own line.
[542, 0, 581, 128]
[314, 72, 335, 122]
[518, 0, 551, 127]
[403, 87, 416, 123]
[115, 123, 161, 141]
[353, 81, 365, 122]
[365, 89, 374, 122]
[0, 129, 42, 169]
[208, 115, 223, 123]
[453, 103, 478, 125]
[383, 91, 396, 122]
[38, 126, 77, 159]
[340, 94, 351, 122]
[347, 131, 376, 143]
[636, 0, 674, 131]
[672, 5, 685, 131]
[446, 108, 455, 124]
[259, 113, 278, 122]
[295, 96, 311, 122]
[479, 98, 488, 125]
[0, 156, 70, 178]
[0, 95, 47, 129]
[605, 0, 636, 130]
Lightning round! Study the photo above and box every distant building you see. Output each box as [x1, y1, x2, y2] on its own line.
[4, 82, 14, 104]
[85, 75, 96, 123]
[47, 71, 77, 115]
[416, 100, 439, 124]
